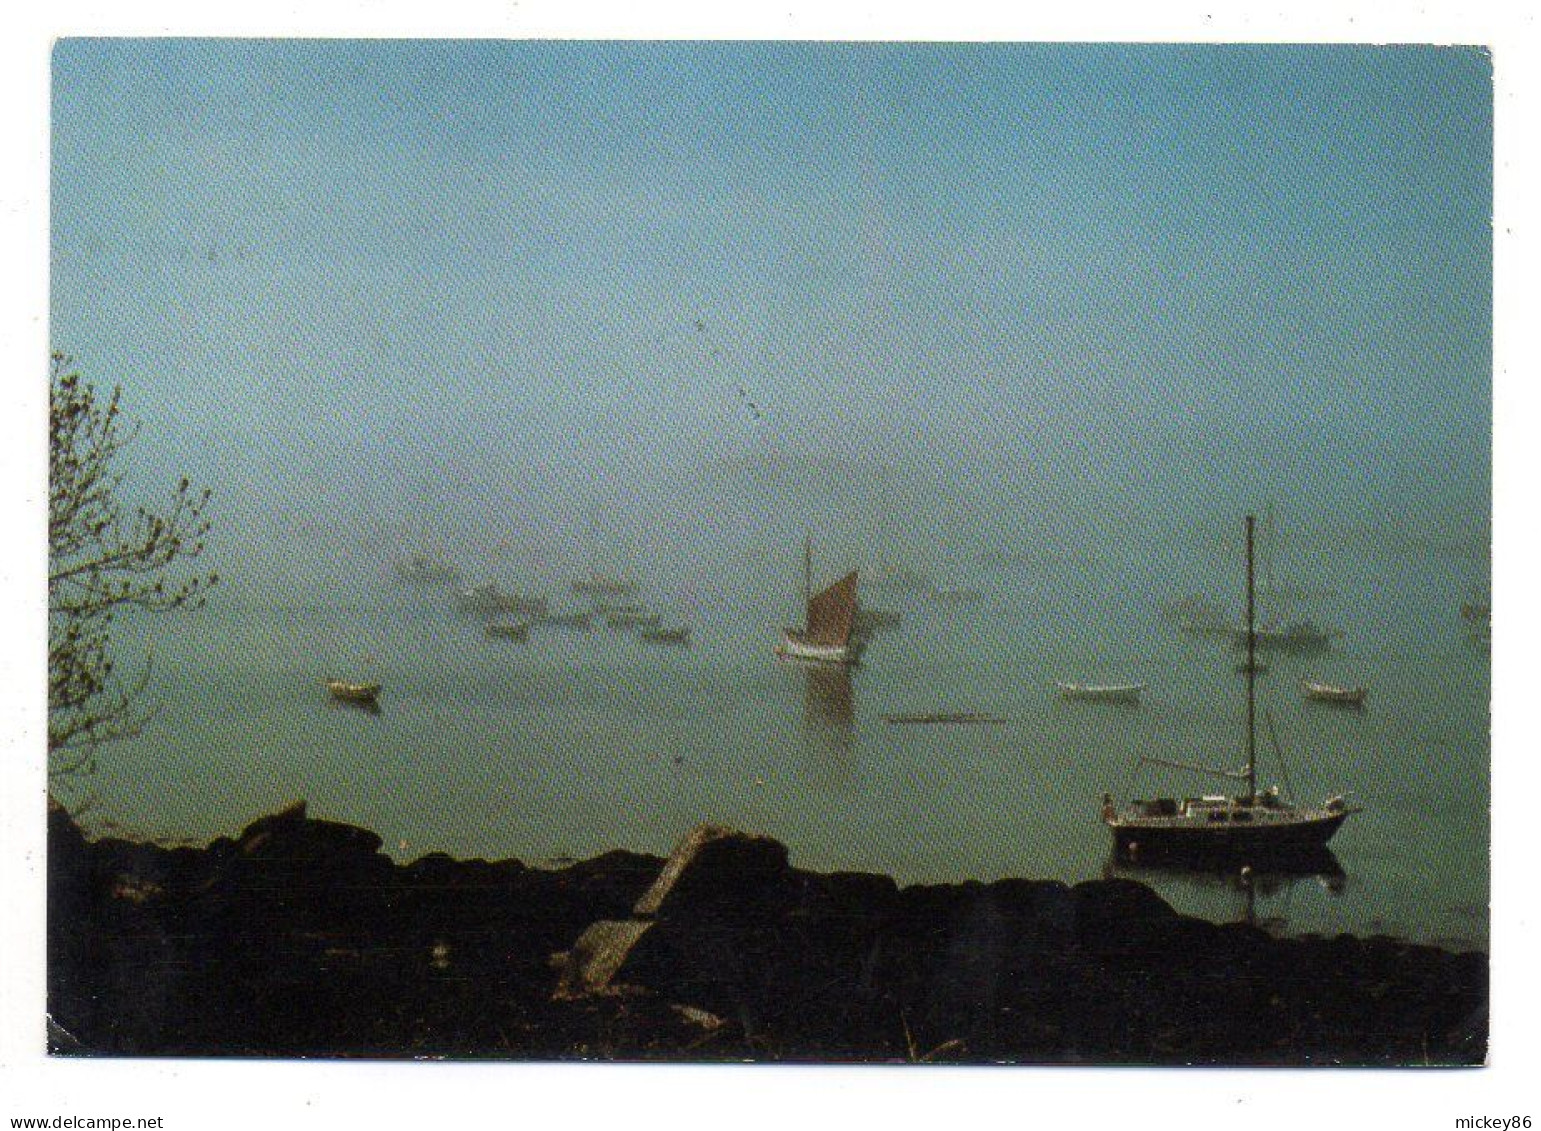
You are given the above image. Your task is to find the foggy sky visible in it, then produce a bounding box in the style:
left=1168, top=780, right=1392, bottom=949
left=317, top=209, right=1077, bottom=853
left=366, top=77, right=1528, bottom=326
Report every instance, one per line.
left=50, top=41, right=1491, bottom=597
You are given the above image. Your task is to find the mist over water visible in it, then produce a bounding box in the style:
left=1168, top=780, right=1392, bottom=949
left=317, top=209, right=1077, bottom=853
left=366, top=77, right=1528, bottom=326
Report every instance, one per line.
left=51, top=41, right=1490, bottom=947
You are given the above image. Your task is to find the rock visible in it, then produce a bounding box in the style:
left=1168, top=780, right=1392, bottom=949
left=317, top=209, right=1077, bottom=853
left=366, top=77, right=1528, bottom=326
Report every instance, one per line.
left=632, top=824, right=792, bottom=923
left=44, top=805, right=1489, bottom=1064
left=551, top=919, right=656, bottom=999
left=236, top=808, right=383, bottom=860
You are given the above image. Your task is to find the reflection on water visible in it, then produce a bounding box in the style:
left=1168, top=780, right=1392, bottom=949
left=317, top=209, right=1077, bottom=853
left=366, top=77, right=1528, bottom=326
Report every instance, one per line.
left=801, top=663, right=857, bottom=767
left=325, top=697, right=382, bottom=718
left=1105, top=851, right=1347, bottom=933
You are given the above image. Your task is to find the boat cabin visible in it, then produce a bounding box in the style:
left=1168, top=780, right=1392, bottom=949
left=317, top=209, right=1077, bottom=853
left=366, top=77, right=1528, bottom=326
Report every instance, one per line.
left=1131, top=787, right=1290, bottom=821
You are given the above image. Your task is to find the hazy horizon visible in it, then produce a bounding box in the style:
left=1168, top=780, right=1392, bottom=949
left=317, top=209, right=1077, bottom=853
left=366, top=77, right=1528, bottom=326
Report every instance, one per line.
left=51, top=41, right=1490, bottom=602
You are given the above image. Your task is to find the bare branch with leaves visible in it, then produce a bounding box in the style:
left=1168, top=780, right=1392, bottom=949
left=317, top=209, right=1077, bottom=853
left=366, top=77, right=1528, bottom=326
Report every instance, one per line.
left=48, top=352, right=217, bottom=776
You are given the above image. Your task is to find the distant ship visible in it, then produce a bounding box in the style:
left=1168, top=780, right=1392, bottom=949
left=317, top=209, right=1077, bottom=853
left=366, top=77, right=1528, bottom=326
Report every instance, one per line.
left=640, top=624, right=692, bottom=646
left=852, top=606, right=902, bottom=637
left=605, top=609, right=662, bottom=629
left=1163, top=596, right=1231, bottom=636
left=537, top=610, right=594, bottom=630
left=455, top=583, right=549, bottom=618
left=865, top=553, right=933, bottom=596
left=932, top=586, right=984, bottom=605
left=776, top=537, right=864, bottom=666
left=572, top=573, right=639, bottom=597
left=392, top=553, right=461, bottom=588
left=1226, top=620, right=1340, bottom=653
left=1102, top=515, right=1360, bottom=864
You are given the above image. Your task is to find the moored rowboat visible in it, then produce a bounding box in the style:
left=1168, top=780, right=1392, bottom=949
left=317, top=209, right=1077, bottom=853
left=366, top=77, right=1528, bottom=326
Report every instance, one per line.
left=325, top=679, right=381, bottom=704
left=1301, top=680, right=1367, bottom=706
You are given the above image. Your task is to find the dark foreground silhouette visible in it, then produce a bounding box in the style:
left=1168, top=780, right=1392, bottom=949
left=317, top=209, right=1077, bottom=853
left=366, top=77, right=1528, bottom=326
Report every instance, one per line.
left=47, top=801, right=1486, bottom=1064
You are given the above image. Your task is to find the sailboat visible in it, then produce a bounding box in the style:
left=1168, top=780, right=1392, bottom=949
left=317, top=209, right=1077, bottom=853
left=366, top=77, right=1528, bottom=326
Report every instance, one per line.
left=1101, top=515, right=1360, bottom=864
left=775, top=537, right=865, bottom=666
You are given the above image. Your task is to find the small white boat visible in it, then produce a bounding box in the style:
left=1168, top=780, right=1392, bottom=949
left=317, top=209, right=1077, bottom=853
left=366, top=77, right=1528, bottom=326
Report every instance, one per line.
left=325, top=679, right=381, bottom=704
left=1301, top=680, right=1367, bottom=706
left=1057, top=682, right=1144, bottom=704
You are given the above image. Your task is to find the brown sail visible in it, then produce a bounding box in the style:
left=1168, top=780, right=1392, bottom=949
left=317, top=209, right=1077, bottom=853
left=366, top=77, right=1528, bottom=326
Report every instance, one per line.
left=805, top=570, right=858, bottom=647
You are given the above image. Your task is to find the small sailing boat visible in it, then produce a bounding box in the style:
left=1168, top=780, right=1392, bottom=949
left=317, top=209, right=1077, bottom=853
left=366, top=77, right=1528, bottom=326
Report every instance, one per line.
left=1057, top=682, right=1144, bottom=704
left=1102, top=515, right=1360, bottom=864
left=1301, top=680, right=1367, bottom=706
left=776, top=537, right=864, bottom=666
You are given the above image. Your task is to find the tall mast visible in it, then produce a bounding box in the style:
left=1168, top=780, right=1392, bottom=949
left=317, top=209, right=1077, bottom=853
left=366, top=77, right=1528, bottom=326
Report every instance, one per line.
left=1246, top=514, right=1257, bottom=802
left=803, top=534, right=813, bottom=614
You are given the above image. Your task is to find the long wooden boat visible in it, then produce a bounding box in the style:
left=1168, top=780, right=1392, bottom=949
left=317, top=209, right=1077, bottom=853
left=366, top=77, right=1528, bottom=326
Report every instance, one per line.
left=325, top=679, right=381, bottom=704
left=882, top=711, right=1007, bottom=725
left=1058, top=682, right=1144, bottom=704
left=640, top=625, right=692, bottom=646
left=1301, top=680, right=1367, bottom=706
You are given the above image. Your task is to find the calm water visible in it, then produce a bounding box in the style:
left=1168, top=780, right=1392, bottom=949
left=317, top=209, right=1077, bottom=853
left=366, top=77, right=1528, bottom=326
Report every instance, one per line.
left=77, top=519, right=1490, bottom=951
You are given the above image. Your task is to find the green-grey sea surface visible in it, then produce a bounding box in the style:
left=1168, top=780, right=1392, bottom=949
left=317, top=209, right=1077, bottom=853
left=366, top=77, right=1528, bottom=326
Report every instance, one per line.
left=76, top=518, right=1490, bottom=952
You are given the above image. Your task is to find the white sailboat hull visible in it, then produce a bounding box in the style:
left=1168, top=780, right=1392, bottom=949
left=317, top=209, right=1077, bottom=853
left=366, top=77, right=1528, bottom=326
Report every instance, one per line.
left=776, top=631, right=862, bottom=665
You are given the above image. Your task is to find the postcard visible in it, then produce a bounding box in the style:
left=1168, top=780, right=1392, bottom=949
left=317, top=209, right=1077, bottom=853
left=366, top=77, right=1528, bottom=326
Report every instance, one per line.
left=45, top=38, right=1489, bottom=1067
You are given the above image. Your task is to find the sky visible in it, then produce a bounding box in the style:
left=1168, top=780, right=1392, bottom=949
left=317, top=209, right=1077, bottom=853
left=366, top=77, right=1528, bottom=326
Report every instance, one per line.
left=50, top=40, right=1492, bottom=594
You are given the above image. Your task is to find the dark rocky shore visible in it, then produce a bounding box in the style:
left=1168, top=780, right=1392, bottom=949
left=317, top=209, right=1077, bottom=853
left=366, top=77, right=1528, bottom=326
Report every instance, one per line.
left=47, top=801, right=1486, bottom=1064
